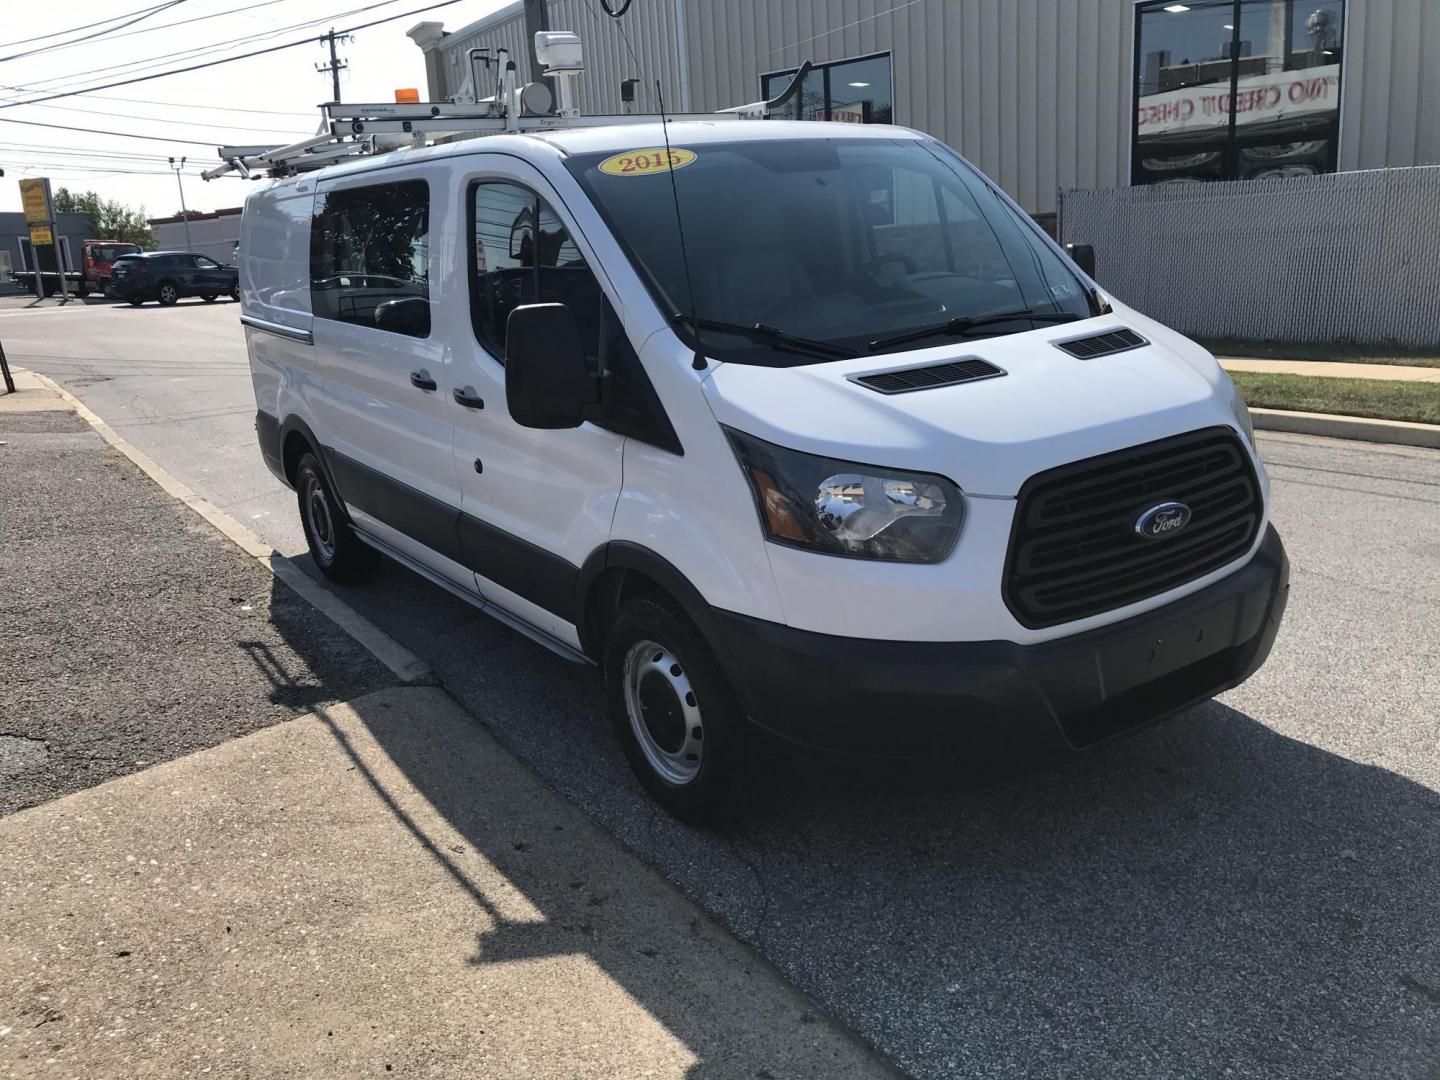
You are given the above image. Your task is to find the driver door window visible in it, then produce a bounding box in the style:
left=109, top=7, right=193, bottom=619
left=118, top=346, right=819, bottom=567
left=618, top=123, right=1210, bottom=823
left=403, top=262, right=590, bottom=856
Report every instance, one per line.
left=470, top=180, right=604, bottom=363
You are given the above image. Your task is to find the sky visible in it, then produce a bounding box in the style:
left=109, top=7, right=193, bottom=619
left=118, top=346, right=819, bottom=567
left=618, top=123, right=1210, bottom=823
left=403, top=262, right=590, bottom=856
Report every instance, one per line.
left=0, top=0, right=510, bottom=218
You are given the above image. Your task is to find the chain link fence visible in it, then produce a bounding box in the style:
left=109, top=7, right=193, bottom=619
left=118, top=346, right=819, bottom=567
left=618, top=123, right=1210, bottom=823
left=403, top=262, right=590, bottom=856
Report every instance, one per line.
left=1058, top=166, right=1440, bottom=350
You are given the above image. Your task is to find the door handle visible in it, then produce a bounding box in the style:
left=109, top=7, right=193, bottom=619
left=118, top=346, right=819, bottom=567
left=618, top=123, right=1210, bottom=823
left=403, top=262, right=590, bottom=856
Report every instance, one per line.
left=410, top=370, right=437, bottom=392
left=452, top=386, right=485, bottom=409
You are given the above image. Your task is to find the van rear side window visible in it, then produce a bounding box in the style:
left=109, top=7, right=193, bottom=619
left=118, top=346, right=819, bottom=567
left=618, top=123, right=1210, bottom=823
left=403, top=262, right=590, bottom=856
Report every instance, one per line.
left=310, top=179, right=430, bottom=337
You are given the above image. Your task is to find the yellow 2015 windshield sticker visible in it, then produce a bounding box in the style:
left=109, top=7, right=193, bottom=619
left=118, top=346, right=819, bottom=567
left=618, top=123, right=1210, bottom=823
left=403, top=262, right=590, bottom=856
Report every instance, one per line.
left=598, top=148, right=697, bottom=176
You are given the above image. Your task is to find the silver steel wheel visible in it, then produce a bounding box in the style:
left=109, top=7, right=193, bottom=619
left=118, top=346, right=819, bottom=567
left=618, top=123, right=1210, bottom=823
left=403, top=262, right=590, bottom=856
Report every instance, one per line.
left=623, top=639, right=703, bottom=786
left=303, top=472, right=337, bottom=563
left=159, top=283, right=177, bottom=304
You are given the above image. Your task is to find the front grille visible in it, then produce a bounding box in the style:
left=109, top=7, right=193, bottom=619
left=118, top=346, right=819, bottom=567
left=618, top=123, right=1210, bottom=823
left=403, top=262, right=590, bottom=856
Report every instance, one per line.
left=1054, top=327, right=1147, bottom=359
left=1004, top=428, right=1260, bottom=628
left=851, top=357, right=1004, bottom=394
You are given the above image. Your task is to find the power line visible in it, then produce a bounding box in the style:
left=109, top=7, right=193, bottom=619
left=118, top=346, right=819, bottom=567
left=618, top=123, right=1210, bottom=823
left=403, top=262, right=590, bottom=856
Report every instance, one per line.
left=16, top=0, right=415, bottom=95
left=3, top=1, right=177, bottom=49
left=0, top=87, right=315, bottom=117
left=17, top=100, right=313, bottom=136
left=0, top=0, right=469, bottom=109
left=44, top=0, right=294, bottom=50
left=0, top=142, right=184, bottom=162
left=0, top=115, right=218, bottom=145
left=0, top=1, right=190, bottom=64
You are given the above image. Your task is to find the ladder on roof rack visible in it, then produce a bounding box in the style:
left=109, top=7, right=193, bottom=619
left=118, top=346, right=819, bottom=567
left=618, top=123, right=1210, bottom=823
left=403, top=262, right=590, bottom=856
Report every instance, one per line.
left=200, top=36, right=811, bottom=180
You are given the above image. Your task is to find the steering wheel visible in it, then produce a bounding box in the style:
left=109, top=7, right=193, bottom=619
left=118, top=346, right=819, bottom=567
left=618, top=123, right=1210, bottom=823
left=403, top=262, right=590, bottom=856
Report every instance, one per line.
left=860, top=253, right=918, bottom=285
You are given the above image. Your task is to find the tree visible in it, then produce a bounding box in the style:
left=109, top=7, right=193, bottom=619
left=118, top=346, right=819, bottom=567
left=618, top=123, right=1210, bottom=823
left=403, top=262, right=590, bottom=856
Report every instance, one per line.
left=53, top=188, right=155, bottom=248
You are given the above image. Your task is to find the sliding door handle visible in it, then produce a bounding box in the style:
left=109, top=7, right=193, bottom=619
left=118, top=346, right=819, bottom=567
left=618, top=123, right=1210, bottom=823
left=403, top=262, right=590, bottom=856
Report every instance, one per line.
left=410, top=370, right=437, bottom=392
left=452, top=386, right=485, bottom=409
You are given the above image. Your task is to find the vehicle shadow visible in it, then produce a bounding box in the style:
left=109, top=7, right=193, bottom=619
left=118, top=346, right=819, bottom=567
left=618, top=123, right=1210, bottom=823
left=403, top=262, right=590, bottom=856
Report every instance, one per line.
left=260, top=568, right=898, bottom=1078
left=264, top=562, right=1440, bottom=1079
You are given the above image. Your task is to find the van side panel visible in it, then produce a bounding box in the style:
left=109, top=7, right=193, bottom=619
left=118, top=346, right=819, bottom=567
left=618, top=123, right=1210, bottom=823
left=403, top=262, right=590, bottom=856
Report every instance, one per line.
left=239, top=180, right=314, bottom=331
left=241, top=182, right=322, bottom=484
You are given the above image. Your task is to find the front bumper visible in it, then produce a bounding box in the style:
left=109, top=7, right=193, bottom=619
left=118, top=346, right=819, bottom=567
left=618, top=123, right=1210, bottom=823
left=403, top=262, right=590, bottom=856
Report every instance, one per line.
left=709, top=525, right=1289, bottom=766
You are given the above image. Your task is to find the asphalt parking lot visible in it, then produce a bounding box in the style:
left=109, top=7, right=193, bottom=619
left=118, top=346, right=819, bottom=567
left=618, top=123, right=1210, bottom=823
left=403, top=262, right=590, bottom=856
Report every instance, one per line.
left=3, top=299, right=1437, bottom=1078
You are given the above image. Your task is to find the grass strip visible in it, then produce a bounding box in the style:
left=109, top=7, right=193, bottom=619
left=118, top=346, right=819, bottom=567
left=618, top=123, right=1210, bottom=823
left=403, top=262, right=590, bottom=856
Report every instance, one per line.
left=1200, top=339, right=1440, bottom=369
left=1231, top=371, right=1440, bottom=426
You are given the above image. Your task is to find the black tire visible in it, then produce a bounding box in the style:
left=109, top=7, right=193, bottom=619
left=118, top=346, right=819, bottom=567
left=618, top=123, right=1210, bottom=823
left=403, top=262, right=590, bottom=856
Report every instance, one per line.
left=201, top=293, right=218, bottom=303
left=295, top=452, right=376, bottom=583
left=127, top=297, right=144, bottom=307
left=229, top=281, right=240, bottom=301
left=604, top=596, right=748, bottom=824
left=156, top=280, right=179, bottom=306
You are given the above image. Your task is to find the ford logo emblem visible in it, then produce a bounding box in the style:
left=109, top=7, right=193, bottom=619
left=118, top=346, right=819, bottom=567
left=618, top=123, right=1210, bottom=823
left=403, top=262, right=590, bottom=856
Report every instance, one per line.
left=1134, top=501, right=1192, bottom=540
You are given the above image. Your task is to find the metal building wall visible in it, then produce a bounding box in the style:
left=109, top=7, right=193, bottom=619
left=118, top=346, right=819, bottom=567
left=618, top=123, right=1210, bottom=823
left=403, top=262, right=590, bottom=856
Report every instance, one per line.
left=430, top=1, right=1436, bottom=215
left=679, top=0, right=1136, bottom=216
left=1338, top=0, right=1440, bottom=171
left=439, top=0, right=688, bottom=116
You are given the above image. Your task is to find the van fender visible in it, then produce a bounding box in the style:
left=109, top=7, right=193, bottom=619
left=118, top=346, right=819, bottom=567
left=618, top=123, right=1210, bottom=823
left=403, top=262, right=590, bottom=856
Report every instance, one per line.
left=275, top=413, right=350, bottom=520
left=572, top=541, right=756, bottom=712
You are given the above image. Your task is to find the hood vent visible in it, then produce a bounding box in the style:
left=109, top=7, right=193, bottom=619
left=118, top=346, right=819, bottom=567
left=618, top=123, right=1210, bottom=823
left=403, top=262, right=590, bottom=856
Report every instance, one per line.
left=1054, top=326, right=1148, bottom=359
left=851, top=357, right=1005, bottom=395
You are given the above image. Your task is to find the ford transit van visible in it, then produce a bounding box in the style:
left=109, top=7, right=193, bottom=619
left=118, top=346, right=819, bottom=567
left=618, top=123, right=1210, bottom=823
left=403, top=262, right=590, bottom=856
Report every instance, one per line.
left=238, top=117, right=1288, bottom=822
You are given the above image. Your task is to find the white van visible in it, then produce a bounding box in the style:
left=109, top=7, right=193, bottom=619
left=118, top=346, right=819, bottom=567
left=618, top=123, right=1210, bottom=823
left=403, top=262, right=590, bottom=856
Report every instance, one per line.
left=238, top=117, right=1288, bottom=821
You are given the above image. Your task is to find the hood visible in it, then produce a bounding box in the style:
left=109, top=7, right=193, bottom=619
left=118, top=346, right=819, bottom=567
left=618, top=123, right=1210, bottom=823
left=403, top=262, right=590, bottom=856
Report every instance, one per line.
left=701, top=308, right=1239, bottom=498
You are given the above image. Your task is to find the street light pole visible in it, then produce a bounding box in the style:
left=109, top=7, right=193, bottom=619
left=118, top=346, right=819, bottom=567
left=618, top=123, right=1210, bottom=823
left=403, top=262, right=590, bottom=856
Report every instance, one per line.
left=168, top=156, right=193, bottom=252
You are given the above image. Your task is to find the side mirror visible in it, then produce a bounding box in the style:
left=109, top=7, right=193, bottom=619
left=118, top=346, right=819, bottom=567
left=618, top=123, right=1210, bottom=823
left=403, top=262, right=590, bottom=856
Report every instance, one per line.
left=374, top=295, right=430, bottom=337
left=505, top=302, right=597, bottom=429
left=1064, top=242, right=1096, bottom=278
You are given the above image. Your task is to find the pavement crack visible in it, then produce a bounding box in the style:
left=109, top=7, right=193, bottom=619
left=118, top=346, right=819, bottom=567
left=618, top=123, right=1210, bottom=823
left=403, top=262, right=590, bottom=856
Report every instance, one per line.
left=726, top=831, right=773, bottom=948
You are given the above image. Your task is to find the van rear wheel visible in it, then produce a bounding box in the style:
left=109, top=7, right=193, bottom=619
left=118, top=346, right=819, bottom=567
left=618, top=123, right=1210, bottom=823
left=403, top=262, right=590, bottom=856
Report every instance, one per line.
left=295, top=452, right=376, bottom=582
left=604, top=596, right=747, bottom=824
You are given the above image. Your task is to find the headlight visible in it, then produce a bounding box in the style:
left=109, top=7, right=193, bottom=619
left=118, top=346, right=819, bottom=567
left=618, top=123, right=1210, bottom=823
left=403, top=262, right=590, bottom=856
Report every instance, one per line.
left=726, top=428, right=964, bottom=563
left=1229, top=376, right=1256, bottom=449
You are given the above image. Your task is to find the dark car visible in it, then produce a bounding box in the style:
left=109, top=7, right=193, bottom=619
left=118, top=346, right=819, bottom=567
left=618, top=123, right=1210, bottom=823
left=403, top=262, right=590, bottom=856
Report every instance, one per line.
left=109, top=251, right=239, bottom=306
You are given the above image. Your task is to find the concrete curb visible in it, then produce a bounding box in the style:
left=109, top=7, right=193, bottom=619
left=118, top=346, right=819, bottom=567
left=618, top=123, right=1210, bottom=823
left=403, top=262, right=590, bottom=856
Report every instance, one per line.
left=23, top=369, right=433, bottom=685
left=1250, top=406, right=1440, bottom=449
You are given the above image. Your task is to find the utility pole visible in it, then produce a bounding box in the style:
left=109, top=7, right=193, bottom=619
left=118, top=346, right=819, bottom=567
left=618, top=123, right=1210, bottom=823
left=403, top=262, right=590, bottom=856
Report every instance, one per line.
left=522, top=0, right=555, bottom=101
left=168, top=157, right=193, bottom=252
left=317, top=28, right=352, bottom=102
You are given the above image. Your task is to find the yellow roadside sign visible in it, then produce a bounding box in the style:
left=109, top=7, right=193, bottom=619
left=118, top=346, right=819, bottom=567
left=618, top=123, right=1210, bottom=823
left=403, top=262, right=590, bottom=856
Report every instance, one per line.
left=19, top=178, right=50, bottom=225
left=29, top=225, right=53, bottom=246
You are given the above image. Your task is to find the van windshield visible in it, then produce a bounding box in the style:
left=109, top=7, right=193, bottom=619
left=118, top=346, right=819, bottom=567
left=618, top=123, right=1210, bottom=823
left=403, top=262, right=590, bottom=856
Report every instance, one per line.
left=565, top=136, right=1098, bottom=365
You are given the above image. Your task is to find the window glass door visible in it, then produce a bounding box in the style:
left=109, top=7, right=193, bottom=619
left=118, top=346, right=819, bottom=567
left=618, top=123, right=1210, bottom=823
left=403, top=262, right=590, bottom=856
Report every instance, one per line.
left=1134, top=0, right=1345, bottom=185
left=763, top=52, right=892, bottom=124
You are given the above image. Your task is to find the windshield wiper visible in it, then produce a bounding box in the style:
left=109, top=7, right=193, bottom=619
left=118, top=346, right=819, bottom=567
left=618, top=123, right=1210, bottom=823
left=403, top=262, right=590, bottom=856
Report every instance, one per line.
left=673, top=314, right=857, bottom=360
left=866, top=309, right=1084, bottom=353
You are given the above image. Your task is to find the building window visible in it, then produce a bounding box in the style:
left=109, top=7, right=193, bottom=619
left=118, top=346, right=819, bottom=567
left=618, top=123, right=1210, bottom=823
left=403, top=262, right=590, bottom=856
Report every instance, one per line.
left=310, top=178, right=430, bottom=336
left=1133, top=0, right=1344, bottom=185
left=762, top=52, right=893, bottom=124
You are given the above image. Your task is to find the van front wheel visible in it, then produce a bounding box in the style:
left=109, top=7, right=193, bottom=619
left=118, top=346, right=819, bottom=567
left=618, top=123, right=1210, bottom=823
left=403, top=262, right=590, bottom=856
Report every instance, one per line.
left=295, top=452, right=376, bottom=582
left=605, top=596, right=747, bottom=824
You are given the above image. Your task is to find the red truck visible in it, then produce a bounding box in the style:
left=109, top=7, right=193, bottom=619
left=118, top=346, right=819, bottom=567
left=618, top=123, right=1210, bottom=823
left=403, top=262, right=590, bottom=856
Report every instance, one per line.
left=84, top=240, right=141, bottom=295
left=13, top=239, right=142, bottom=297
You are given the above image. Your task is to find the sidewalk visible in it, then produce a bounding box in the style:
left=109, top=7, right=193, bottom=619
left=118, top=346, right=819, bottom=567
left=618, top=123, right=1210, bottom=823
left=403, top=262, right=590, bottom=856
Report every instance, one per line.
left=0, top=374, right=894, bottom=1078
left=1219, top=357, right=1440, bottom=382
left=0, top=372, right=392, bottom=813
left=0, top=689, right=893, bottom=1078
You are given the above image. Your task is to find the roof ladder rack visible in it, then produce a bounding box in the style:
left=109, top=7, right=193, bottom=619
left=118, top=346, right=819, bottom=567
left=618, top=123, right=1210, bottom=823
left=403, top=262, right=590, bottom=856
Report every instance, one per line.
left=200, top=34, right=811, bottom=181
